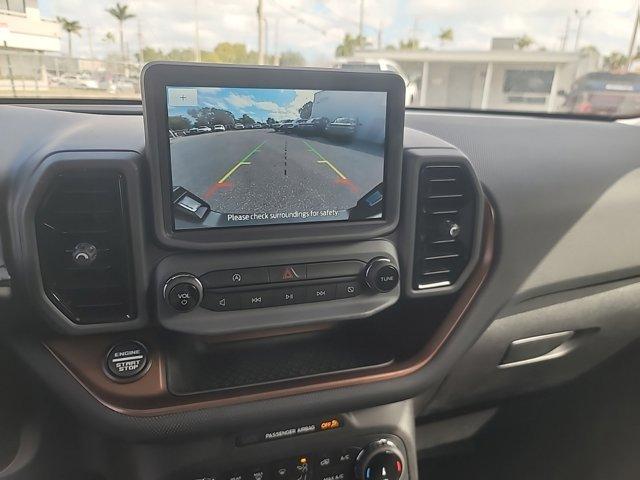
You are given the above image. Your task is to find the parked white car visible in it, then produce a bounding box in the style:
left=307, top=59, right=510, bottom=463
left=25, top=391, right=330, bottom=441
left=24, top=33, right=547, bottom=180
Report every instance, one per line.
left=334, top=58, right=419, bottom=106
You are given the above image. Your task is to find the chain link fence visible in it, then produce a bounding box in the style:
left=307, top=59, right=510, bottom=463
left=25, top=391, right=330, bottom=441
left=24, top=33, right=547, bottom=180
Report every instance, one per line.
left=0, top=50, right=141, bottom=98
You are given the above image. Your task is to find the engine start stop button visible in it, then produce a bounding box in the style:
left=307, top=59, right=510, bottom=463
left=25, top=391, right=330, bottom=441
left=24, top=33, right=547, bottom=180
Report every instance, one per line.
left=105, top=340, right=149, bottom=380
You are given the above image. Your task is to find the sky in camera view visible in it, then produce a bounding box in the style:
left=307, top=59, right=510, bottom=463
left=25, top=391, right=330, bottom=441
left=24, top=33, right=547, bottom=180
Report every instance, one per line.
left=41, top=0, right=638, bottom=62
left=167, top=87, right=316, bottom=122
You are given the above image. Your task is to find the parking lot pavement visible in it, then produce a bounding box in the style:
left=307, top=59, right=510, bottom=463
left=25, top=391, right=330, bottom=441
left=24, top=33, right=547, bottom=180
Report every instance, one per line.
left=170, top=129, right=384, bottom=218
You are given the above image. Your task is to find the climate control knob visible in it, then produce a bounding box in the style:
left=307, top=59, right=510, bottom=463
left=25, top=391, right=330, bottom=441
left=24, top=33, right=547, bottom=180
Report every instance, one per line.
left=355, top=439, right=405, bottom=480
left=163, top=273, right=203, bottom=312
left=364, top=257, right=399, bottom=293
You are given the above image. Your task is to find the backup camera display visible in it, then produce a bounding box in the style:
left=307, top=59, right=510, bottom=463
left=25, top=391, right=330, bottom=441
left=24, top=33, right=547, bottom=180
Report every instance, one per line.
left=166, top=86, right=387, bottom=230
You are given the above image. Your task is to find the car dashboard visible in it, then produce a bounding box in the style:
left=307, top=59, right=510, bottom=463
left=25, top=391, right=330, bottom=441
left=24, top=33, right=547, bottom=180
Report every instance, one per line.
left=1, top=66, right=640, bottom=480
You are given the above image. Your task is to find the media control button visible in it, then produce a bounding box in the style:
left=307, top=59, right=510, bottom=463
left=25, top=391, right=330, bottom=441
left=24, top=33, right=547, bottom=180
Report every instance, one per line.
left=269, top=264, right=307, bottom=283
left=240, top=290, right=273, bottom=309
left=201, top=268, right=269, bottom=288
left=306, top=284, right=337, bottom=302
left=273, top=287, right=306, bottom=306
left=168, top=283, right=200, bottom=312
left=201, top=291, right=241, bottom=311
left=307, top=261, right=365, bottom=280
left=336, top=281, right=361, bottom=299
left=105, top=340, right=149, bottom=380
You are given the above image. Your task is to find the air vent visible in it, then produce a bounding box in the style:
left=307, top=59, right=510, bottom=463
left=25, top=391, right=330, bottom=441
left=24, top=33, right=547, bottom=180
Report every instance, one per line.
left=413, top=164, right=477, bottom=290
left=35, top=172, right=137, bottom=324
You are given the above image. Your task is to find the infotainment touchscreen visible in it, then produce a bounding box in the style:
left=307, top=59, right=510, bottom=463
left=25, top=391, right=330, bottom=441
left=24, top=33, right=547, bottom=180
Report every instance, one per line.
left=166, top=86, right=387, bottom=230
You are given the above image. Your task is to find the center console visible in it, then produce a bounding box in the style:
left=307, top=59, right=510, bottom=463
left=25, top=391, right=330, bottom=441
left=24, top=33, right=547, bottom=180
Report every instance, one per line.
left=2, top=62, right=491, bottom=480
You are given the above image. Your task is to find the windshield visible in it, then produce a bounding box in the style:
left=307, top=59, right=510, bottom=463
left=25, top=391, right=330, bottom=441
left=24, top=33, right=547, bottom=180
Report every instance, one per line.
left=1, top=1, right=639, bottom=117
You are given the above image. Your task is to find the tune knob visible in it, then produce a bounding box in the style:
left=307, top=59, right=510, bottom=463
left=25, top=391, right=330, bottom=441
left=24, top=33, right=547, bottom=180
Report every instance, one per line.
left=355, top=439, right=405, bottom=480
left=163, top=273, right=203, bottom=312
left=364, top=257, right=399, bottom=293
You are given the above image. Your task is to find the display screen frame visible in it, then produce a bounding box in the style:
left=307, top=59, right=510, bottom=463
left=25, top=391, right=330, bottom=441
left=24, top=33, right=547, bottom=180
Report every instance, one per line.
left=142, top=62, right=405, bottom=250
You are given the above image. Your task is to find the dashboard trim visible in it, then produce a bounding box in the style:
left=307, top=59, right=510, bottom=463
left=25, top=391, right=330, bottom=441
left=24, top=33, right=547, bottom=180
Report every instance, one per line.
left=43, top=201, right=494, bottom=417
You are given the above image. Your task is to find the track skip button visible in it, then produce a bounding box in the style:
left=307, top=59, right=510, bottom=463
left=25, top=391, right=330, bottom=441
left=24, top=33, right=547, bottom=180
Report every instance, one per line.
left=240, top=290, right=273, bottom=309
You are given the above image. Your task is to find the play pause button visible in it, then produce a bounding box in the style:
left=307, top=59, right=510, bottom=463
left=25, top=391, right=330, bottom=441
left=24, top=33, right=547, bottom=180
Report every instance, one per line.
left=274, top=287, right=305, bottom=306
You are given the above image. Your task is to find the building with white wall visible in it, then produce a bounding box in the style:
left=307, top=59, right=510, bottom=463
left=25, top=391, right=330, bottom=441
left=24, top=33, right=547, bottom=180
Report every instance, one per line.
left=1, top=0, right=60, bottom=90
left=350, top=38, right=600, bottom=113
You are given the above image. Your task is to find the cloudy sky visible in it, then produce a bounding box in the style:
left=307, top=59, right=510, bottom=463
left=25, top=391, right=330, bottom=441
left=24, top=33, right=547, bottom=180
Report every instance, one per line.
left=167, top=87, right=315, bottom=121
left=41, top=0, right=638, bottom=62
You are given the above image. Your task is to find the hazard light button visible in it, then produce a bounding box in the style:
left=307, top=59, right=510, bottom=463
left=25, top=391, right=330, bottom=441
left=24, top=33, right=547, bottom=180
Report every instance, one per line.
left=268, top=264, right=307, bottom=283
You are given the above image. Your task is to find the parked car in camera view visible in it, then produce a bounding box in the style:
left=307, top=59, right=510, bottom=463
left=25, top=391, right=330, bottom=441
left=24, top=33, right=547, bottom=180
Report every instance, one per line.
left=297, top=117, right=329, bottom=135
left=234, top=123, right=245, bottom=129
left=213, top=124, right=225, bottom=132
left=325, top=117, right=358, bottom=140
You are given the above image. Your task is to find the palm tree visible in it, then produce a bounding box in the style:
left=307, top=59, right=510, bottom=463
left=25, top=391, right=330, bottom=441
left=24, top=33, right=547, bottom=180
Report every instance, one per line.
left=57, top=17, right=82, bottom=57
left=335, top=34, right=370, bottom=57
left=102, top=32, right=116, bottom=45
left=516, top=35, right=535, bottom=50
left=438, top=28, right=454, bottom=47
left=106, top=3, right=135, bottom=61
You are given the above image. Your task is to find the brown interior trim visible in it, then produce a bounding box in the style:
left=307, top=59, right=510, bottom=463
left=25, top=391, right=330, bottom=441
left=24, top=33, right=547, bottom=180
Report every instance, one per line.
left=45, top=201, right=495, bottom=417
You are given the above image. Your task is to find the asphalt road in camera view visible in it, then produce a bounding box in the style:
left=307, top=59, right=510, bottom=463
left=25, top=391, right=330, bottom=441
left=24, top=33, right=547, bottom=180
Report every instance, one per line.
left=170, top=128, right=384, bottom=227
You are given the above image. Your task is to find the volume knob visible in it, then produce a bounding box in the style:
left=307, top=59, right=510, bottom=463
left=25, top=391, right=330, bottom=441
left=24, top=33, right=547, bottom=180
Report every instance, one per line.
left=364, top=257, right=399, bottom=293
left=163, top=273, right=203, bottom=312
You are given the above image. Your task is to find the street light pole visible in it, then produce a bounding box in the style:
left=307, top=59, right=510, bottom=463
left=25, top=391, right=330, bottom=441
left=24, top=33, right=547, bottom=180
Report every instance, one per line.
left=574, top=9, right=591, bottom=51
left=627, top=5, right=640, bottom=71
left=257, top=0, right=265, bottom=65
left=194, top=0, right=201, bottom=62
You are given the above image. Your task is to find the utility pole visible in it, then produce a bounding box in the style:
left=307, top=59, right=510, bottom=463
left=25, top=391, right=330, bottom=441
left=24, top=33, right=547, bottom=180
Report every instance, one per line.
left=264, top=17, right=269, bottom=64
left=377, top=20, right=383, bottom=50
left=274, top=18, right=280, bottom=65
left=574, top=9, right=591, bottom=51
left=87, top=27, right=95, bottom=59
left=137, top=19, right=144, bottom=65
left=560, top=15, right=570, bottom=51
left=627, top=5, right=640, bottom=71
left=358, top=0, right=364, bottom=38
left=194, top=0, right=201, bottom=62
left=257, top=0, right=265, bottom=65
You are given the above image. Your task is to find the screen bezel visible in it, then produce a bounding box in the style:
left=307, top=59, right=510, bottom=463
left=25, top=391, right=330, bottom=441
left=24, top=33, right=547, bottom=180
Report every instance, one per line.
left=142, top=61, right=405, bottom=250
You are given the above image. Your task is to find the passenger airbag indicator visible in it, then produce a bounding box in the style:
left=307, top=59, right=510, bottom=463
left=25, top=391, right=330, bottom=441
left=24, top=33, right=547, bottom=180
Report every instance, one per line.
left=236, top=417, right=343, bottom=446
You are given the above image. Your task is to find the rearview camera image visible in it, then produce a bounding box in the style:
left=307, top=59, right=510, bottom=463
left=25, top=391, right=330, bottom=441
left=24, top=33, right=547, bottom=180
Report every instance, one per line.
left=166, top=86, right=387, bottom=229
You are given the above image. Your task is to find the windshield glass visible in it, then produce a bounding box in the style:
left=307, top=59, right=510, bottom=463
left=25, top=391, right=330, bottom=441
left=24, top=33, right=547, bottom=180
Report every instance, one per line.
left=1, top=1, right=639, bottom=117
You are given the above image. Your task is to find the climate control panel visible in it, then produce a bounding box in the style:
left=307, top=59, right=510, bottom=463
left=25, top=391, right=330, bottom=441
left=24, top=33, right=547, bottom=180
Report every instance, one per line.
left=184, top=437, right=407, bottom=480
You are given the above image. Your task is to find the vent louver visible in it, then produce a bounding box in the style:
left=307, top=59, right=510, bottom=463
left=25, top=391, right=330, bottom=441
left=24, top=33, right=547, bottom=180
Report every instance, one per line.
left=35, top=172, right=137, bottom=324
left=413, top=164, right=477, bottom=290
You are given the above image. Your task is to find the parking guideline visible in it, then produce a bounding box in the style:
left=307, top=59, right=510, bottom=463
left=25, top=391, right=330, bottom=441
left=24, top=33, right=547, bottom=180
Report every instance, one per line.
left=303, top=140, right=347, bottom=180
left=218, top=140, right=265, bottom=184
